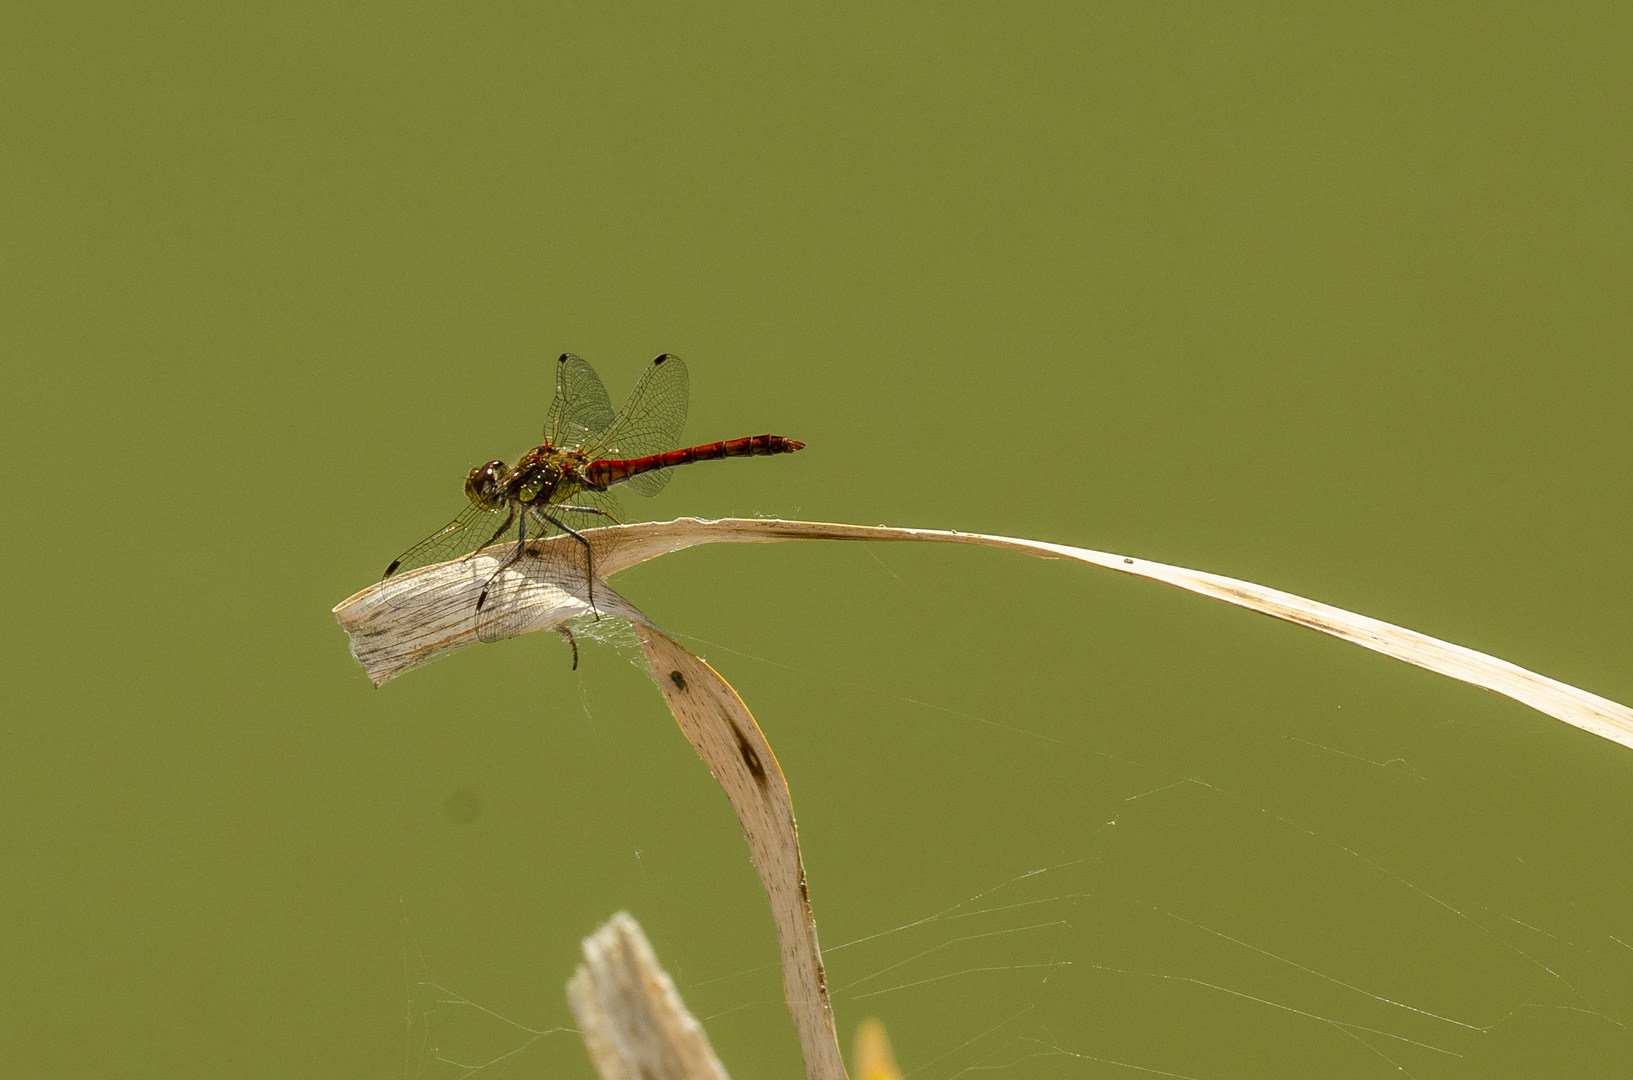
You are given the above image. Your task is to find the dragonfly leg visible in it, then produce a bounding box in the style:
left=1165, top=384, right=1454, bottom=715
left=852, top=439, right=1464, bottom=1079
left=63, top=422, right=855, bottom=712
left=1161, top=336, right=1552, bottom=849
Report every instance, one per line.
left=537, top=510, right=601, bottom=618
left=555, top=504, right=623, bottom=525
left=476, top=513, right=528, bottom=613
left=451, top=506, right=515, bottom=583
left=477, top=509, right=518, bottom=553
left=557, top=624, right=579, bottom=670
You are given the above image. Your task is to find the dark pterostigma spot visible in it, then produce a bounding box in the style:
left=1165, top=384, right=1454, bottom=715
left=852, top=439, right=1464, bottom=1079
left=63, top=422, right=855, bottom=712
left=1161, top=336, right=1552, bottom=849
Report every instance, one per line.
left=728, top=716, right=769, bottom=789
left=669, top=670, right=686, bottom=691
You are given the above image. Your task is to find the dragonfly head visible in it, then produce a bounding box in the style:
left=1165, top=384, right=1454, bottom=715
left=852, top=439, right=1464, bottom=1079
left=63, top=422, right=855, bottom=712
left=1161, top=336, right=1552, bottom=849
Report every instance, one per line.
left=464, top=460, right=508, bottom=511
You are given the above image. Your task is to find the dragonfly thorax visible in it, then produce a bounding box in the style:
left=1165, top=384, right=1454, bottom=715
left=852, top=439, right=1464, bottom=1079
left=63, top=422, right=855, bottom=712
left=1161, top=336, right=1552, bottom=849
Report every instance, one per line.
left=462, top=445, right=598, bottom=511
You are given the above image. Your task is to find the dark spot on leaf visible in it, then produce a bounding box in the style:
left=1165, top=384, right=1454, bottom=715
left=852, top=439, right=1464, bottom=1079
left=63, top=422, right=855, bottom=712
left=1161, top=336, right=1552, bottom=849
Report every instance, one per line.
left=728, top=717, right=768, bottom=789
left=1124, top=558, right=1134, bottom=564
left=669, top=670, right=686, bottom=691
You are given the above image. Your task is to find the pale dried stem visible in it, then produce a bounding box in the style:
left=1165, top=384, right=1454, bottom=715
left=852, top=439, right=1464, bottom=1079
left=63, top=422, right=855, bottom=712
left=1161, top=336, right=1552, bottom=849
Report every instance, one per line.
left=567, top=912, right=731, bottom=1080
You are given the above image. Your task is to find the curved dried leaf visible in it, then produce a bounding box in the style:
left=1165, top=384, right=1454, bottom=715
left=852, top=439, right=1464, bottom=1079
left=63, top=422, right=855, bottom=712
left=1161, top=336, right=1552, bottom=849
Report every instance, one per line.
left=334, top=517, right=1633, bottom=753
left=632, top=623, right=845, bottom=1080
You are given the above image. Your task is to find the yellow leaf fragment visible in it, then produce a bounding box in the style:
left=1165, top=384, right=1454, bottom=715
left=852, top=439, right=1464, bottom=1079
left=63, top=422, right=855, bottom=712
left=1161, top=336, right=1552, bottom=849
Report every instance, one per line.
left=853, top=1019, right=904, bottom=1080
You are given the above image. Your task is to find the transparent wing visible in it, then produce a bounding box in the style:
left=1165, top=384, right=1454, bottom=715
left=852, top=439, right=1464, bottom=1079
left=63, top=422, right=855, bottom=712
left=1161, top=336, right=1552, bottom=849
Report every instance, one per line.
left=382, top=503, right=516, bottom=579
left=544, top=353, right=616, bottom=449
left=582, top=353, right=690, bottom=497
left=476, top=492, right=625, bottom=642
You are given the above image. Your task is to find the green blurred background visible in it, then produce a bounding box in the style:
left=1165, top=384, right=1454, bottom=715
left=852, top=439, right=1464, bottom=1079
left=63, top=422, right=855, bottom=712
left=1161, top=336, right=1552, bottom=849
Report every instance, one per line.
left=3, top=4, right=1631, bottom=1077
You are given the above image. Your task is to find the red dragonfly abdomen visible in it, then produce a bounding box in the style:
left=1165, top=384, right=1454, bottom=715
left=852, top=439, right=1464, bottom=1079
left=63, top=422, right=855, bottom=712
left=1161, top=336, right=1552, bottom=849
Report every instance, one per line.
left=586, top=434, right=805, bottom=488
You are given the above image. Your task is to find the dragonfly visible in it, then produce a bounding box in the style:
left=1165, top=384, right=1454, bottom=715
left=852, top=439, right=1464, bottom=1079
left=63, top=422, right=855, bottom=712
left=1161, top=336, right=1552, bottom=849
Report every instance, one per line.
left=383, top=352, right=804, bottom=647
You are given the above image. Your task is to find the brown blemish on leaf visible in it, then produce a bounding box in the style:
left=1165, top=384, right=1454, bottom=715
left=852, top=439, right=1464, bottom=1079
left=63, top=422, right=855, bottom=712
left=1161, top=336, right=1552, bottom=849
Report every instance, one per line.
left=728, top=715, right=769, bottom=789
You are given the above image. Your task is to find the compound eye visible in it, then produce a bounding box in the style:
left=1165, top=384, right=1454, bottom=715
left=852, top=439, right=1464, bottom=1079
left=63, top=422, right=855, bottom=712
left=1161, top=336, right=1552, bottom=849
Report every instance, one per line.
left=465, top=460, right=507, bottom=505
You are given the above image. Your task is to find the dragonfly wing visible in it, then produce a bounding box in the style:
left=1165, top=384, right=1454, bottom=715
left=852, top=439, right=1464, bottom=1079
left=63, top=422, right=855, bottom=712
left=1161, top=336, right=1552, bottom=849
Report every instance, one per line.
left=544, top=353, right=616, bottom=449
left=474, top=494, right=624, bottom=643
left=585, top=353, right=690, bottom=497
left=382, top=503, right=515, bottom=579
left=619, top=463, right=675, bottom=497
